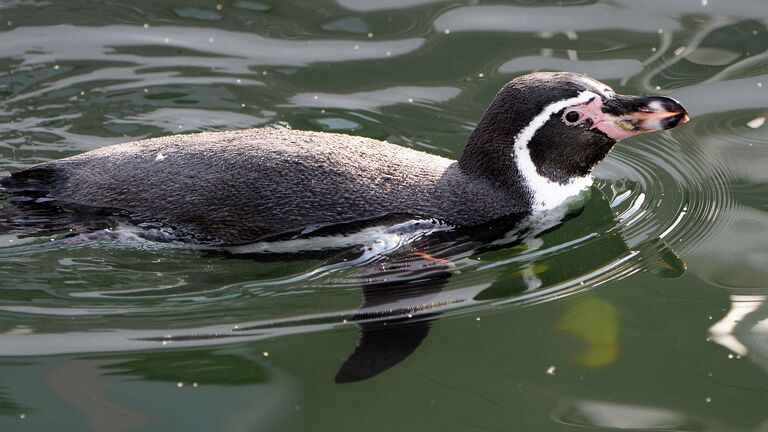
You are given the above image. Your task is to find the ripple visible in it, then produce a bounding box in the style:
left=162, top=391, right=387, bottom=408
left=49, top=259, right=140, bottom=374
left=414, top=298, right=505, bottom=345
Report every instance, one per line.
left=0, top=2, right=751, bottom=362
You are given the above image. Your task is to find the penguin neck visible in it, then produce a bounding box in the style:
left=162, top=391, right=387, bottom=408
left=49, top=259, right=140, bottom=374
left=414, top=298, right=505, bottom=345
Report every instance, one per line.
left=457, top=94, right=596, bottom=212
left=458, top=114, right=530, bottom=198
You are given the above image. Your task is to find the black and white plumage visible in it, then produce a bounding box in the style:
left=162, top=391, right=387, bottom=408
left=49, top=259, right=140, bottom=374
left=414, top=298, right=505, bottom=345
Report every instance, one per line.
left=0, top=72, right=688, bottom=244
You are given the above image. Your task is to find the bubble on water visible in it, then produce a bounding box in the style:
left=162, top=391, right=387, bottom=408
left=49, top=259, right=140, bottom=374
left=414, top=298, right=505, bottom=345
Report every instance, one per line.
left=546, top=365, right=556, bottom=375
left=176, top=382, right=183, bottom=388
left=705, top=396, right=711, bottom=402
left=19, top=413, right=26, bottom=419
left=747, top=117, right=765, bottom=129
left=192, top=382, right=199, bottom=387
left=262, top=351, right=269, bottom=357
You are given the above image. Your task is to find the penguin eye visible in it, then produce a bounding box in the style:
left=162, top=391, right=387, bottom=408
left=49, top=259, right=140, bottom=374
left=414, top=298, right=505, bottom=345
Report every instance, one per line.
left=563, top=109, right=583, bottom=125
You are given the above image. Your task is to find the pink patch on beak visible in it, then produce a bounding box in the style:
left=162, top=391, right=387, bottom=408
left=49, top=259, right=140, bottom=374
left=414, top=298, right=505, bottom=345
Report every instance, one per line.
left=570, top=98, right=637, bottom=141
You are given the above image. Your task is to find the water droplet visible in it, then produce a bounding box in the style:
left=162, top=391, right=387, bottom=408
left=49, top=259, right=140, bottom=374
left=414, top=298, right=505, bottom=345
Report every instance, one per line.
left=216, top=3, right=223, bottom=10
left=367, top=32, right=373, bottom=38
left=546, top=365, right=556, bottom=375
left=758, top=82, right=763, bottom=88
left=208, top=37, right=214, bottom=43
left=193, top=382, right=198, bottom=387
left=444, top=28, right=451, bottom=34
left=651, top=47, right=657, bottom=52
left=53, top=64, right=60, bottom=70
left=262, top=351, right=269, bottom=357
left=674, top=46, right=686, bottom=56
left=701, top=0, right=708, bottom=6
left=728, top=353, right=734, bottom=359
left=236, top=78, right=242, bottom=83
left=385, top=51, right=391, bottom=56
left=353, top=44, right=359, bottom=50
left=144, top=23, right=150, bottom=29
left=313, top=95, right=318, bottom=100
left=475, top=317, right=480, bottom=321
left=705, top=396, right=711, bottom=402
left=655, top=86, right=661, bottom=90
left=657, top=29, right=663, bottom=34
left=408, top=98, right=414, bottom=102
left=478, top=73, right=484, bottom=78
left=176, top=382, right=184, bottom=388
left=164, top=37, right=170, bottom=43
left=19, top=413, right=25, bottom=419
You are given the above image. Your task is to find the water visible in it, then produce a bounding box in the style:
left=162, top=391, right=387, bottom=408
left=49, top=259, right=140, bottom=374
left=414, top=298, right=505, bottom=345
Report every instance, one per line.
left=1, top=0, right=767, bottom=430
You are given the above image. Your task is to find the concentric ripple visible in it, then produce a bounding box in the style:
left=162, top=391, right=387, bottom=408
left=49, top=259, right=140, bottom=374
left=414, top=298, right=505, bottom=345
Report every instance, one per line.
left=0, top=0, right=753, bottom=359
left=0, top=116, right=737, bottom=356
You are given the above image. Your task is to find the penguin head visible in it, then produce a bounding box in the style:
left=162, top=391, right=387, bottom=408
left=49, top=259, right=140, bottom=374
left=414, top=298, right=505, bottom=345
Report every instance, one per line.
left=459, top=72, right=689, bottom=206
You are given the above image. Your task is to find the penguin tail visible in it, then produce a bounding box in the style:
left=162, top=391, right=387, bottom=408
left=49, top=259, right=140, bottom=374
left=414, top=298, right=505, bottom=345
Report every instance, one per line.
left=0, top=165, right=63, bottom=200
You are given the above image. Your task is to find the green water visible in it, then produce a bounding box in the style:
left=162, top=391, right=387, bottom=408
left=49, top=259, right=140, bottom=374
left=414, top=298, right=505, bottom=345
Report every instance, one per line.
left=1, top=0, right=767, bottom=430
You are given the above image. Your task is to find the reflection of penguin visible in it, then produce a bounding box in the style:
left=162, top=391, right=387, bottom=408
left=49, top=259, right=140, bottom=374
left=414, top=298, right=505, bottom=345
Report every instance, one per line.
left=330, top=186, right=685, bottom=383
left=1, top=73, right=687, bottom=243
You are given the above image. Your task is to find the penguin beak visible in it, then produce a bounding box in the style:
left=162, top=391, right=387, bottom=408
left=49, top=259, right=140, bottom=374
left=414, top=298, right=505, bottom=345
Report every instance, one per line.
left=597, top=95, right=689, bottom=140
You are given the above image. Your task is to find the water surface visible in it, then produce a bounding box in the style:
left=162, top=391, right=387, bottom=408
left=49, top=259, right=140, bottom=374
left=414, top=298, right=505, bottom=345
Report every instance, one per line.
left=1, top=0, right=767, bottom=431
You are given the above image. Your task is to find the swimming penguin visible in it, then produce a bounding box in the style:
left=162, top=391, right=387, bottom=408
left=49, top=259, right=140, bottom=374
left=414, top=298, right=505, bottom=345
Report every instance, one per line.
left=0, top=72, right=688, bottom=243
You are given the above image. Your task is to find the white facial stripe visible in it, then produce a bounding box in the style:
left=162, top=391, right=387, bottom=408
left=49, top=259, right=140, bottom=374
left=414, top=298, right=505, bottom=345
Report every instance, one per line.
left=571, top=76, right=613, bottom=98
left=513, top=91, right=598, bottom=211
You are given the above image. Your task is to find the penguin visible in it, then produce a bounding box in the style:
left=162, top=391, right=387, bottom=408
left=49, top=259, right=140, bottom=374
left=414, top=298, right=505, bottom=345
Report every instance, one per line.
left=0, top=72, right=688, bottom=244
